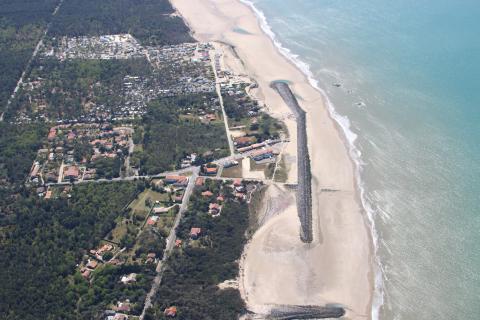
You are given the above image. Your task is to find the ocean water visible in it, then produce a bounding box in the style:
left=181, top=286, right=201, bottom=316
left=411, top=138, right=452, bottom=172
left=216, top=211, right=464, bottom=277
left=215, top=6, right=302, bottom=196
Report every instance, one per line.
left=241, top=0, right=480, bottom=319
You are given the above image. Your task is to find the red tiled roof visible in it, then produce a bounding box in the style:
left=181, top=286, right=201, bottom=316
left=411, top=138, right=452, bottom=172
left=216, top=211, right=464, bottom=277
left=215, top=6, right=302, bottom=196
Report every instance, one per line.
left=195, top=177, right=205, bottom=186
left=205, top=167, right=218, bottom=174
left=81, top=269, right=91, bottom=279
left=190, top=228, right=201, bottom=236
left=165, top=175, right=188, bottom=183
left=164, top=306, right=177, bottom=317
left=48, top=129, right=56, bottom=140
left=250, top=148, right=273, bottom=157
left=64, top=166, right=79, bottom=178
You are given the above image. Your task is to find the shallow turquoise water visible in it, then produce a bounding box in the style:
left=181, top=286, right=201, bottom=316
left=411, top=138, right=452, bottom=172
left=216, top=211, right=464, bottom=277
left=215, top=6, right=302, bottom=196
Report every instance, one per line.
left=244, top=0, right=480, bottom=318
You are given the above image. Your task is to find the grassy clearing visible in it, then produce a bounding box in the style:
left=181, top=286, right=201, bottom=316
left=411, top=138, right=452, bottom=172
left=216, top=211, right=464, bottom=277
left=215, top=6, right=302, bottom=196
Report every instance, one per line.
left=108, top=220, right=129, bottom=244
left=129, top=189, right=169, bottom=214
left=221, top=162, right=243, bottom=178
left=273, top=157, right=288, bottom=183
left=155, top=207, right=177, bottom=234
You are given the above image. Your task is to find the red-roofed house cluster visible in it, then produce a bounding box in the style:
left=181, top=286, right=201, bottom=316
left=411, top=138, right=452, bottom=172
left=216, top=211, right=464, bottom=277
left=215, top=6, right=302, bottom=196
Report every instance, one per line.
left=29, top=123, right=133, bottom=186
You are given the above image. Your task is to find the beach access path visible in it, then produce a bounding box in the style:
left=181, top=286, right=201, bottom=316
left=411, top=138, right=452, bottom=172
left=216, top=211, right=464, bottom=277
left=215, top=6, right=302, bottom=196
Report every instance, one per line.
left=169, top=0, right=375, bottom=318
left=210, top=48, right=236, bottom=156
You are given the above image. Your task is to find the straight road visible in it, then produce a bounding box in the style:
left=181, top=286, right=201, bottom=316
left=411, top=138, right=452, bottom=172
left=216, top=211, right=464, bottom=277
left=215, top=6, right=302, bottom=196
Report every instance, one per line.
left=139, top=167, right=199, bottom=319
left=43, top=142, right=287, bottom=188
left=0, top=0, right=65, bottom=122
left=210, top=49, right=235, bottom=156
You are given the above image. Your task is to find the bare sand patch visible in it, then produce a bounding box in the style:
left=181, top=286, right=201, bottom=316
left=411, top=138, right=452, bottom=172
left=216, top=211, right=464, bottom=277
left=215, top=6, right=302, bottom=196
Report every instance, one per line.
left=171, top=0, right=374, bottom=319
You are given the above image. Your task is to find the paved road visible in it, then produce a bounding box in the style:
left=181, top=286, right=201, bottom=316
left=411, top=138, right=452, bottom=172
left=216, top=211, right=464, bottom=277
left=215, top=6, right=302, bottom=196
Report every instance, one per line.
left=57, top=161, right=65, bottom=184
left=139, top=167, right=199, bottom=319
left=210, top=50, right=235, bottom=156
left=43, top=143, right=288, bottom=188
left=114, top=126, right=135, bottom=177
left=44, top=166, right=197, bottom=187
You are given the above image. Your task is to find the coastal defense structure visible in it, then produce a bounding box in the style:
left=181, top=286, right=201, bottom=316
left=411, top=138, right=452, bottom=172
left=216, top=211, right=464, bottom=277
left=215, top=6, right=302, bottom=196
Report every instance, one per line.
left=246, top=304, right=345, bottom=319
left=271, top=81, right=313, bottom=243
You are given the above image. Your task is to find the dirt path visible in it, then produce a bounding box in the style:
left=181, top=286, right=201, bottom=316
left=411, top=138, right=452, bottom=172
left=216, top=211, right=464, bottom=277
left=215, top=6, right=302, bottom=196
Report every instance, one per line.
left=0, top=0, right=65, bottom=121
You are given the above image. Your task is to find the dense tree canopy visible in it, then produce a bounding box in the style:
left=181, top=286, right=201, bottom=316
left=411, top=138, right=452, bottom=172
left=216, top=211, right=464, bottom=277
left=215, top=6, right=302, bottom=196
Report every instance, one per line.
left=0, top=182, right=141, bottom=319
left=137, top=95, right=229, bottom=174
left=146, top=184, right=250, bottom=319
left=7, top=57, right=152, bottom=120
left=0, top=122, right=47, bottom=184
left=0, top=1, right=253, bottom=319
left=0, top=0, right=61, bottom=112
left=50, top=0, right=194, bottom=45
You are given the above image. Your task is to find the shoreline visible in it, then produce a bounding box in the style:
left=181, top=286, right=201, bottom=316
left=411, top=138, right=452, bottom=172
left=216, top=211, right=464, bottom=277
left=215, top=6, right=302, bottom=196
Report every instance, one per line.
left=237, top=2, right=383, bottom=316
left=170, top=0, right=376, bottom=318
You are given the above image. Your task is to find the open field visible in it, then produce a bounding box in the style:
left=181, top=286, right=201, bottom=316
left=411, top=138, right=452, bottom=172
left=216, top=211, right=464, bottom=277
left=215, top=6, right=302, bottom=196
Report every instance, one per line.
left=129, top=189, right=170, bottom=215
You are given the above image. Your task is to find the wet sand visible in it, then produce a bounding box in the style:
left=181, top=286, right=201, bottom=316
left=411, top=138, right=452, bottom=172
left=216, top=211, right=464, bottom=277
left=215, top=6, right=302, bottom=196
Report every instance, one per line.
left=170, top=0, right=375, bottom=318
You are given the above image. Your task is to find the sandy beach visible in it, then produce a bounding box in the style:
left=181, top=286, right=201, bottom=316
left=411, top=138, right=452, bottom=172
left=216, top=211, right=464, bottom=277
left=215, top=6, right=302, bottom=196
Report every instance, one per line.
left=170, top=0, right=375, bottom=318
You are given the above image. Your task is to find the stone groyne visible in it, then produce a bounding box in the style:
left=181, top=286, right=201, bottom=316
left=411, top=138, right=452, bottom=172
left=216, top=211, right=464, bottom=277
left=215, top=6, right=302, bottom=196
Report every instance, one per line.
left=268, top=304, right=345, bottom=319
left=271, top=81, right=312, bottom=243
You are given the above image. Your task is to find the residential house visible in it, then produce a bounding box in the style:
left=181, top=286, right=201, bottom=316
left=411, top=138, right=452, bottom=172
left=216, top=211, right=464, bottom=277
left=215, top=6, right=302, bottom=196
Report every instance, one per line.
left=147, top=215, right=159, bottom=226
left=201, top=190, right=213, bottom=197
left=120, top=273, right=137, bottom=284
left=190, top=228, right=202, bottom=239
left=165, top=175, right=188, bottom=187
left=64, top=166, right=80, bottom=180
left=251, top=149, right=274, bottom=162
left=235, top=192, right=246, bottom=201
left=81, top=268, right=91, bottom=280
left=86, top=260, right=98, bottom=270
left=209, top=203, right=222, bottom=216
left=164, top=306, right=177, bottom=317
left=202, top=164, right=218, bottom=175
left=234, top=136, right=256, bottom=148
left=114, top=301, right=131, bottom=313
left=153, top=206, right=169, bottom=214
left=195, top=177, right=205, bottom=186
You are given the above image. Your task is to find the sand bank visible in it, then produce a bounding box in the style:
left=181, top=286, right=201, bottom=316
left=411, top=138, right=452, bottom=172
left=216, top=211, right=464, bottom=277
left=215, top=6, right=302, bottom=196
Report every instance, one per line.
left=170, top=0, right=374, bottom=318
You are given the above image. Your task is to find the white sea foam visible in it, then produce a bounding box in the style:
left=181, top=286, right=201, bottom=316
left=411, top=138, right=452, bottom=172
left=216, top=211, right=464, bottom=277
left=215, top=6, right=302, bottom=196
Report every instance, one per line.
left=239, top=0, right=385, bottom=318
